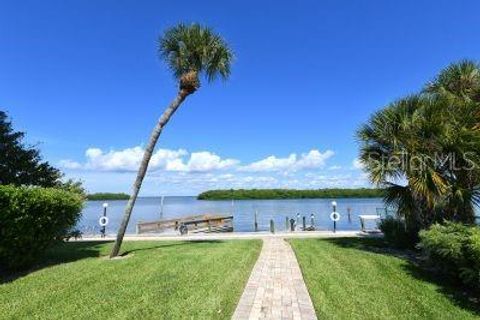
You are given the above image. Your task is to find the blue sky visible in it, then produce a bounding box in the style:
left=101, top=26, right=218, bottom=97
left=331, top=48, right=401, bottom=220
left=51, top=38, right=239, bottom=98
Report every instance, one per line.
left=2, top=0, right=480, bottom=195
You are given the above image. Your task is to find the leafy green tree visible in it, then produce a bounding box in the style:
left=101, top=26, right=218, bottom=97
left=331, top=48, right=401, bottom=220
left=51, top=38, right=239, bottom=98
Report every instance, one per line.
left=0, top=111, right=62, bottom=187
left=111, top=23, right=233, bottom=257
left=357, top=61, right=480, bottom=235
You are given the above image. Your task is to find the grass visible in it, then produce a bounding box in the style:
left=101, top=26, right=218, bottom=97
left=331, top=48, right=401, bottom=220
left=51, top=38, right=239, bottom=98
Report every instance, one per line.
left=0, top=240, right=261, bottom=320
left=290, top=238, right=480, bottom=320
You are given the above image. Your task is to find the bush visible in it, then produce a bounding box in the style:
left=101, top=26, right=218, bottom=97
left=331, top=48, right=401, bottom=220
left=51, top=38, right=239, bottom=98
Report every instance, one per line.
left=0, top=185, right=84, bottom=270
left=379, top=216, right=418, bottom=249
left=419, top=222, right=480, bottom=290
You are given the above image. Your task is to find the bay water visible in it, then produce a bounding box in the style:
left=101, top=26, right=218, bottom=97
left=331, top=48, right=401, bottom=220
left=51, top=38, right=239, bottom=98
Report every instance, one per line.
left=78, top=197, right=386, bottom=235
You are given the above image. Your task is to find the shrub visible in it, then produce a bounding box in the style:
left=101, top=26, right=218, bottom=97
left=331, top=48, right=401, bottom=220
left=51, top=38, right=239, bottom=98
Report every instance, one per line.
left=418, top=222, right=480, bottom=290
left=64, top=229, right=83, bottom=241
left=0, top=185, right=84, bottom=270
left=379, top=216, right=418, bottom=249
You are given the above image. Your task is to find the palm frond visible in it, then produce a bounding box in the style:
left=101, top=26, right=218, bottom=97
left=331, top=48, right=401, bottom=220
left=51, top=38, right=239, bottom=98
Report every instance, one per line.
left=158, top=23, right=234, bottom=83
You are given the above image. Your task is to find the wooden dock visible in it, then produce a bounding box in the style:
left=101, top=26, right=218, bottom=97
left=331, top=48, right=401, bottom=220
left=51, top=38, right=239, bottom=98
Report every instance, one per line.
left=136, top=214, right=234, bottom=235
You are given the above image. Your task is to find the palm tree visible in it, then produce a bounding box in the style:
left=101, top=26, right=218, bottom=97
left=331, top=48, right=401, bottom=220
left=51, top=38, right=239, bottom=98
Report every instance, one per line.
left=110, top=23, right=233, bottom=257
left=357, top=95, right=450, bottom=231
left=357, top=61, right=480, bottom=233
left=425, top=60, right=480, bottom=103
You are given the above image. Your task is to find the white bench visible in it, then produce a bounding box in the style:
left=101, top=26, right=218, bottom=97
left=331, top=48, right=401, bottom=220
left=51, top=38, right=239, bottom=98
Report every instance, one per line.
left=359, top=215, right=381, bottom=232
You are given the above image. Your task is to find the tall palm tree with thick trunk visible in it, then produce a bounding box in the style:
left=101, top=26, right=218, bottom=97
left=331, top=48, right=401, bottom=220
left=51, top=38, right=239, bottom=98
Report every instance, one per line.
left=110, top=23, right=233, bottom=257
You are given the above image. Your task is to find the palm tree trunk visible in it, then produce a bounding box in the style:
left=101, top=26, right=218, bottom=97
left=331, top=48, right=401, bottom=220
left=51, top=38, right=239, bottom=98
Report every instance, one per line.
left=110, top=89, right=189, bottom=258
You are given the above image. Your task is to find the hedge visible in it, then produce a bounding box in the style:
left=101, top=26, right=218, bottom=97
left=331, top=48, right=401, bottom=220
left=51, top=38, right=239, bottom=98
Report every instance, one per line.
left=0, top=185, right=84, bottom=270
left=418, top=222, right=480, bottom=290
left=379, top=216, right=418, bottom=249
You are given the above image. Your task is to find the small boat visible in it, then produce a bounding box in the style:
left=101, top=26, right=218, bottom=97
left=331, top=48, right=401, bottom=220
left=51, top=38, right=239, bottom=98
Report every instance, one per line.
left=136, top=214, right=234, bottom=235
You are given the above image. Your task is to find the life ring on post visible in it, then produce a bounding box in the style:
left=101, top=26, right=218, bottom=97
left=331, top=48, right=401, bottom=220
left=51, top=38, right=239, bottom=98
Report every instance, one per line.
left=330, top=212, right=340, bottom=222
left=99, top=216, right=109, bottom=227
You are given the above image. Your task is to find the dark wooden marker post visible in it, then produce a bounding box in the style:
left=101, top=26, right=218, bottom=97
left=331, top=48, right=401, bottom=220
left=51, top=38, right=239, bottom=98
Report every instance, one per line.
left=332, top=201, right=338, bottom=233
left=101, top=202, right=108, bottom=238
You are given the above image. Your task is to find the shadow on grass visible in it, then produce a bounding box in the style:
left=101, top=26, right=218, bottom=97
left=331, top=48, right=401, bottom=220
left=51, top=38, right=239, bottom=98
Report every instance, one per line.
left=321, top=237, right=480, bottom=315
left=119, top=239, right=223, bottom=256
left=0, top=241, right=111, bottom=284
left=1, top=239, right=226, bottom=284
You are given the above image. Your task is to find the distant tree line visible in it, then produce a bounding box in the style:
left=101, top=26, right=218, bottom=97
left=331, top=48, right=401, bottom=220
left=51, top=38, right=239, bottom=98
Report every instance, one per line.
left=87, top=192, right=130, bottom=201
left=197, top=188, right=385, bottom=200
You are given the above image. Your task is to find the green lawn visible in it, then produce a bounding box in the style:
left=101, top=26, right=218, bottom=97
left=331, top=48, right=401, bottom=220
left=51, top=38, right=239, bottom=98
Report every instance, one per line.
left=290, top=238, right=480, bottom=320
left=0, top=240, right=261, bottom=320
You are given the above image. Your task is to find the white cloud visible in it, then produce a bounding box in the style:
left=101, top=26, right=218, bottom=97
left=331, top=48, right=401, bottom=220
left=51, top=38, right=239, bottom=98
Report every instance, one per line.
left=241, top=153, right=297, bottom=172
left=240, top=149, right=334, bottom=172
left=151, top=149, right=189, bottom=169
left=166, top=151, right=239, bottom=172
left=296, top=150, right=334, bottom=169
left=59, top=159, right=82, bottom=169
left=63, top=164, right=372, bottom=196
left=60, top=146, right=236, bottom=173
left=84, top=147, right=141, bottom=171
left=352, top=158, right=365, bottom=170
left=59, top=147, right=348, bottom=194
left=81, top=146, right=187, bottom=172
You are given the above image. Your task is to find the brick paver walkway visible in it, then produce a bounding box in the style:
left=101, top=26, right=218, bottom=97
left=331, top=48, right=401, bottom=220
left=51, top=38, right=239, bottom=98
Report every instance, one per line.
left=232, top=238, right=317, bottom=320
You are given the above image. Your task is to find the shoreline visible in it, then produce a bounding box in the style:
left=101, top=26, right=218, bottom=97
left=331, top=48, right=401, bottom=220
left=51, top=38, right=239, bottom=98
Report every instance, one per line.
left=74, top=230, right=383, bottom=242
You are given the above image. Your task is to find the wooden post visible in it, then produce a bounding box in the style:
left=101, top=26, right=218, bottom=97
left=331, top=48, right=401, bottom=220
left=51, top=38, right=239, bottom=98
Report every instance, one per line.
left=302, top=216, right=306, bottom=231
left=270, top=219, right=275, bottom=233
left=254, top=210, right=258, bottom=232
left=347, top=207, right=352, bottom=223
left=285, top=216, right=289, bottom=231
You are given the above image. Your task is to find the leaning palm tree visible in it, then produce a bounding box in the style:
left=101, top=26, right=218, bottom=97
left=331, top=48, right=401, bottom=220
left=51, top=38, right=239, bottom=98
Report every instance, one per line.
left=110, top=23, right=233, bottom=257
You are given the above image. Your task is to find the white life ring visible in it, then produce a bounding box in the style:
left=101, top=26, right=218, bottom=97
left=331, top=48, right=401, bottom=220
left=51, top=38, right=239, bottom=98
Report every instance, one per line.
left=99, top=216, right=109, bottom=227
left=330, top=212, right=340, bottom=222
